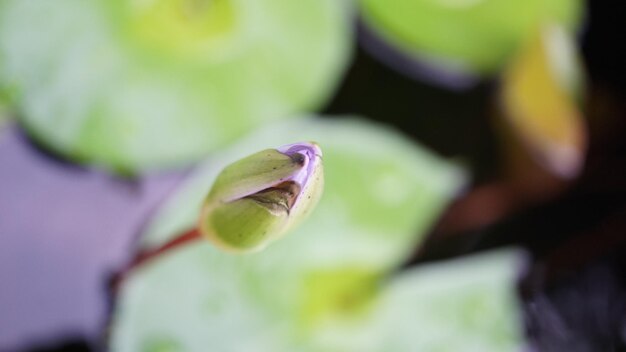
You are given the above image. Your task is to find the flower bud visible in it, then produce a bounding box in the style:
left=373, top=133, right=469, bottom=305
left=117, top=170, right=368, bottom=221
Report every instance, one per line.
left=199, top=142, right=323, bottom=253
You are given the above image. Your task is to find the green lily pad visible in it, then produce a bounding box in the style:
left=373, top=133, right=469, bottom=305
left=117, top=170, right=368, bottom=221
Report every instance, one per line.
left=0, top=0, right=352, bottom=172
left=110, top=117, right=522, bottom=350
left=500, top=24, right=586, bottom=178
left=360, top=0, right=582, bottom=76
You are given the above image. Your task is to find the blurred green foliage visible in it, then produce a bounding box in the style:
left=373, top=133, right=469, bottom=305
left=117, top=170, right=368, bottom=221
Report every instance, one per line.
left=0, top=0, right=351, bottom=172
left=360, top=0, right=583, bottom=75
left=500, top=25, right=585, bottom=178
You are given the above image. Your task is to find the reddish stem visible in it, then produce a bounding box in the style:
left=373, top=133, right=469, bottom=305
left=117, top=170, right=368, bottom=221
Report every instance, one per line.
left=112, top=227, right=202, bottom=292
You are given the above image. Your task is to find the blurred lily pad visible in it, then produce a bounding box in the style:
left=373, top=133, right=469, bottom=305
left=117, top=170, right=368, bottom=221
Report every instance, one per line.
left=500, top=24, right=586, bottom=178
left=359, top=0, right=582, bottom=77
left=110, top=117, right=522, bottom=351
left=0, top=0, right=352, bottom=172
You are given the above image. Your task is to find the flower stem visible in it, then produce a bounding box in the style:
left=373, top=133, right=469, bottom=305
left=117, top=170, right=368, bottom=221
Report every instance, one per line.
left=111, top=227, right=202, bottom=292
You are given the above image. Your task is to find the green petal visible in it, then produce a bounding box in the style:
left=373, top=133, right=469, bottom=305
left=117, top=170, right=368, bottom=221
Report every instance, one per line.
left=207, top=149, right=303, bottom=203
left=205, top=197, right=289, bottom=252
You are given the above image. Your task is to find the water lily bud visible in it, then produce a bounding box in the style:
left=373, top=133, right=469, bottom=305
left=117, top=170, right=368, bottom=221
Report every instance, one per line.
left=199, top=142, right=323, bottom=253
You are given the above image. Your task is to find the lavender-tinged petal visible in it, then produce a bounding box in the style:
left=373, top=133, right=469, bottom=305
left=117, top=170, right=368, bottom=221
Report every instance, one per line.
left=277, top=142, right=322, bottom=191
